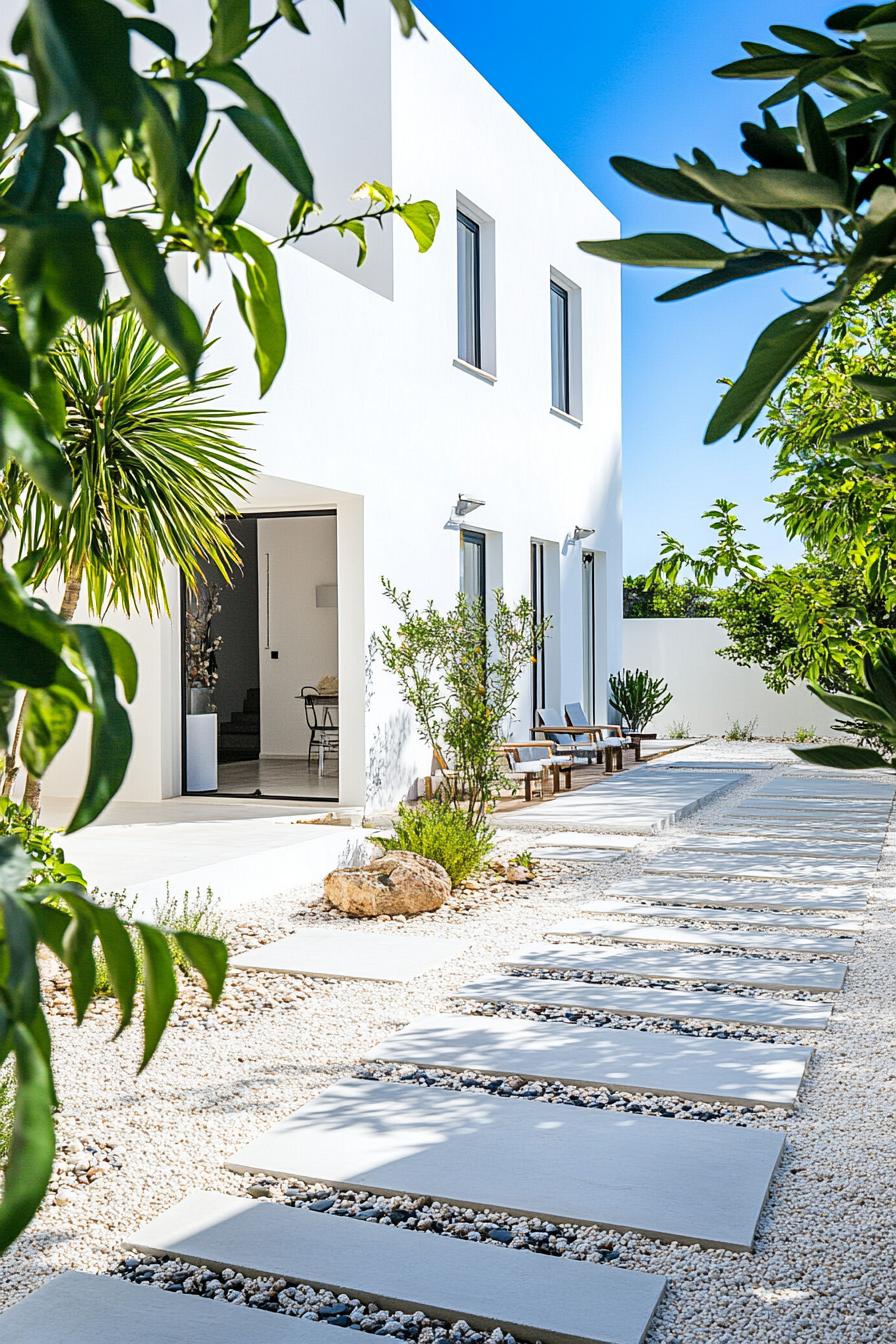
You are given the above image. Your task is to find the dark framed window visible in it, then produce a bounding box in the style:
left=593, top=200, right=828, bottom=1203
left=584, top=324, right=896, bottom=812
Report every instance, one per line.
left=457, top=211, right=481, bottom=367
left=550, top=280, right=570, bottom=413
left=582, top=550, right=596, bottom=721
left=461, top=529, right=486, bottom=607
left=531, top=540, right=547, bottom=714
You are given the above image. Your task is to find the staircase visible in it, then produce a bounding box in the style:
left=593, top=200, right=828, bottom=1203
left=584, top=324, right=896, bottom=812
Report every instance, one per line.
left=218, top=686, right=260, bottom=764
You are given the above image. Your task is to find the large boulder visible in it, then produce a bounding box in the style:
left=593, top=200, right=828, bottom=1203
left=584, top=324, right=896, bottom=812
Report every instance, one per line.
left=324, top=850, right=451, bottom=917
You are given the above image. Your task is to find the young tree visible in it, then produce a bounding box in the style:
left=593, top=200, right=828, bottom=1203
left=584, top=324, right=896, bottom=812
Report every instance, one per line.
left=0, top=0, right=438, bottom=1256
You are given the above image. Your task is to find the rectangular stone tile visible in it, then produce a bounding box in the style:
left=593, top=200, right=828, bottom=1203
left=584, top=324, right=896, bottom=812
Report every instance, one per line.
left=663, top=760, right=775, bottom=770
left=606, top=877, right=867, bottom=912
left=0, top=1271, right=316, bottom=1343
left=366, top=1013, right=813, bottom=1108
left=578, top=898, right=862, bottom=933
left=683, top=836, right=881, bottom=860
left=457, top=975, right=833, bottom=1030
left=755, top=782, right=894, bottom=800
left=646, top=852, right=875, bottom=885
left=231, top=931, right=467, bottom=983
left=703, top=820, right=887, bottom=841
left=127, top=1191, right=664, bottom=1344
left=507, top=943, right=846, bottom=993
left=504, top=770, right=743, bottom=834
left=226, top=1079, right=784, bottom=1251
left=530, top=847, right=623, bottom=862
left=735, top=797, right=891, bottom=815
left=546, top=920, right=854, bottom=956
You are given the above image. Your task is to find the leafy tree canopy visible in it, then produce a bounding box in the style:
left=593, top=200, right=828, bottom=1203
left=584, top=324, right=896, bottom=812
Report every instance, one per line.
left=579, top=5, right=896, bottom=443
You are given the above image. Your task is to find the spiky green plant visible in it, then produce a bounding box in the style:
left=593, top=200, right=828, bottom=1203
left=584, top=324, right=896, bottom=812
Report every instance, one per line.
left=608, top=668, right=673, bottom=733
left=2, top=304, right=257, bottom=808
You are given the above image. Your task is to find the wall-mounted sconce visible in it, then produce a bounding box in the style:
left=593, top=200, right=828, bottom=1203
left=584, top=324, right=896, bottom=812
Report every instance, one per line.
left=315, top=584, right=338, bottom=608
left=447, top=494, right=486, bottom=529
left=571, top=525, right=595, bottom=542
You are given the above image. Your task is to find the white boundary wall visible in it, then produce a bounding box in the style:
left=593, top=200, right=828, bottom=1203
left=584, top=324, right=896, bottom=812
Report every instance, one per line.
left=622, top=618, right=837, bottom=738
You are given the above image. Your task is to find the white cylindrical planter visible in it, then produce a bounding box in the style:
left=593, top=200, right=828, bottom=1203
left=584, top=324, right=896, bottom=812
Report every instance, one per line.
left=186, top=713, right=218, bottom=792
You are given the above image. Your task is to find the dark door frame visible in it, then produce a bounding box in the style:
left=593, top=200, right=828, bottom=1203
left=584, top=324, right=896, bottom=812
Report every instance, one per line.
left=180, top=507, right=339, bottom=802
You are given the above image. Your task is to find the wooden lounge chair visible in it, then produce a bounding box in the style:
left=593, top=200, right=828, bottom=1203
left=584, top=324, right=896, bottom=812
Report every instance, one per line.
left=565, top=702, right=636, bottom=765
left=496, top=742, right=575, bottom=800
left=534, top=707, right=611, bottom=771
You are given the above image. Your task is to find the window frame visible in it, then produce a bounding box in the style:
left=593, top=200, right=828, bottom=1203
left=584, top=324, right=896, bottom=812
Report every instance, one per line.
left=457, top=209, right=482, bottom=369
left=460, top=528, right=486, bottom=608
left=550, top=279, right=570, bottom=414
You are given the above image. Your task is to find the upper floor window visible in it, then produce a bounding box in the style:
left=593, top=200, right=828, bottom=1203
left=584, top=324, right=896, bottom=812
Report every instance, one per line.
left=460, top=528, right=486, bottom=608
left=550, top=280, right=570, bottom=413
left=457, top=210, right=481, bottom=368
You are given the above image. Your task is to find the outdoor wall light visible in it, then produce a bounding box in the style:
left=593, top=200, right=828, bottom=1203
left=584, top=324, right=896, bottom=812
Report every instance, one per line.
left=454, top=494, right=486, bottom=517
left=572, top=525, right=595, bottom=542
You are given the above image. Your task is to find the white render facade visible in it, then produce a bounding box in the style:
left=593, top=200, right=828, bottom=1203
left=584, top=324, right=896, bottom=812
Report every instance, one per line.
left=43, top=2, right=622, bottom=811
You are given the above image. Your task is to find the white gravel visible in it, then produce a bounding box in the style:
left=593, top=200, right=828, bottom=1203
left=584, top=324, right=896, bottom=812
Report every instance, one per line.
left=2, top=739, right=895, bottom=1344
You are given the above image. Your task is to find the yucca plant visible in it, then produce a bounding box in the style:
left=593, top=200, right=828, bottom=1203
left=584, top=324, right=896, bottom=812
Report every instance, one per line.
left=2, top=303, right=257, bottom=809
left=609, top=668, right=673, bottom=733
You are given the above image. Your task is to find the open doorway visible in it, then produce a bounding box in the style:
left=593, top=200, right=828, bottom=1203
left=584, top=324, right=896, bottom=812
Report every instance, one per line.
left=182, top=510, right=339, bottom=801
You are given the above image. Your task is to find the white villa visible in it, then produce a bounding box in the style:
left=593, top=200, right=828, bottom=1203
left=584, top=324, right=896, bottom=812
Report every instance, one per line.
left=44, top=1, right=622, bottom=813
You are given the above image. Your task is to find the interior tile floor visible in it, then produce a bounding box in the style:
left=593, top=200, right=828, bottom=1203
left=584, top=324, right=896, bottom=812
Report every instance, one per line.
left=215, top=755, right=338, bottom=800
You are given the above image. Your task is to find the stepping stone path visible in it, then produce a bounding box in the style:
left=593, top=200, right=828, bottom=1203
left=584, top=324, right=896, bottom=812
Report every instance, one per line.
left=225, top=1077, right=784, bottom=1251
left=366, top=1012, right=813, bottom=1107
left=128, top=1190, right=664, bottom=1344
left=607, top=875, right=868, bottom=912
left=577, top=898, right=862, bottom=932
left=458, top=974, right=833, bottom=1030
left=232, top=930, right=468, bottom=983
left=508, top=942, right=847, bottom=992
left=6, top=761, right=877, bottom=1341
left=546, top=919, right=855, bottom=956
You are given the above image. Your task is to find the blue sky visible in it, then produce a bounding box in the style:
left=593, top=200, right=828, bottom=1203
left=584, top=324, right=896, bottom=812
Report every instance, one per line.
left=419, top=0, right=835, bottom=574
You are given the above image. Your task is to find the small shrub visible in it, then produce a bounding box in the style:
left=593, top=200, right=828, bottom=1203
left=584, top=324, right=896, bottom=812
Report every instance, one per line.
left=511, top=851, right=535, bottom=872
left=793, top=725, right=817, bottom=743
left=609, top=668, right=673, bottom=732
left=0, top=1064, right=13, bottom=1165
left=725, top=716, right=758, bottom=742
left=377, top=801, right=493, bottom=886
left=0, top=798, right=86, bottom=889
left=92, top=885, right=223, bottom=990
left=668, top=719, right=691, bottom=739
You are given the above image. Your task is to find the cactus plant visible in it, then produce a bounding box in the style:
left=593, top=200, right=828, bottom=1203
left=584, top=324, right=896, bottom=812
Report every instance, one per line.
left=608, top=668, right=673, bottom=733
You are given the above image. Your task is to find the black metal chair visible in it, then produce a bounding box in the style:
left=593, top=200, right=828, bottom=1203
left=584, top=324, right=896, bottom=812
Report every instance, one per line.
left=299, top=686, right=339, bottom=769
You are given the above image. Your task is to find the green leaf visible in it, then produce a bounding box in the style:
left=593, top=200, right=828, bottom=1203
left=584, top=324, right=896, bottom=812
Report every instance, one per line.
left=338, top=217, right=367, bottom=267
left=852, top=374, right=896, bottom=400
left=128, top=17, right=178, bottom=57
left=0, top=379, right=70, bottom=503
left=140, top=83, right=197, bottom=225
left=705, top=294, right=839, bottom=443
left=5, top=212, right=104, bottom=349
left=768, top=24, right=846, bottom=54
left=0, top=1024, right=56, bottom=1256
left=136, top=922, right=177, bottom=1070
left=21, top=0, right=140, bottom=142
left=20, top=687, right=78, bottom=778
left=89, top=902, right=137, bottom=1034
left=677, top=161, right=849, bottom=213
left=579, top=233, right=730, bottom=268
left=173, top=930, right=227, bottom=1003
left=396, top=199, right=440, bottom=253
left=65, top=624, right=133, bottom=832
left=805, top=686, right=896, bottom=728
left=153, top=79, right=209, bottom=168
left=232, top=225, right=286, bottom=396
left=61, top=908, right=96, bottom=1022
left=0, top=836, right=32, bottom=890
left=657, top=251, right=796, bottom=302
left=30, top=356, right=66, bottom=437
left=0, top=894, right=40, bottom=1022
left=105, top=216, right=204, bottom=379
left=791, top=743, right=891, bottom=769
left=202, top=64, right=314, bottom=200
left=213, top=166, right=251, bottom=225
left=96, top=628, right=139, bottom=704
left=797, top=92, right=841, bottom=183
left=276, top=0, right=310, bottom=31
left=0, top=68, right=20, bottom=144
left=610, top=155, right=717, bottom=204
left=389, top=0, right=420, bottom=37
left=208, top=0, right=251, bottom=65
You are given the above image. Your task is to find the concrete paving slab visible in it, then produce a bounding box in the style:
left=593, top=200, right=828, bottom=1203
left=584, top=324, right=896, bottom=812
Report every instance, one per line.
left=735, top=797, right=891, bottom=815
left=662, top=760, right=774, bottom=770
left=367, top=1013, right=813, bottom=1108
left=534, top=832, right=643, bottom=850
left=755, top=781, right=894, bottom=800
left=231, top=931, right=468, bottom=983
left=703, top=819, right=887, bottom=841
left=457, top=974, right=833, bottom=1030
left=127, top=1190, right=664, bottom=1344
left=226, top=1078, right=784, bottom=1251
left=502, top=769, right=743, bottom=834
left=507, top=943, right=846, bottom=993
left=0, top=1270, right=318, bottom=1343
left=684, top=836, right=881, bottom=859
left=530, top=847, right=623, bottom=862
left=547, top=919, right=855, bottom=956
left=646, top=852, right=874, bottom=885
left=607, top=877, right=867, bottom=912
left=578, top=898, right=862, bottom=933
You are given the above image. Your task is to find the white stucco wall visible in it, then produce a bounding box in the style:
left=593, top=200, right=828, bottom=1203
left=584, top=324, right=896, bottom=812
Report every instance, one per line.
left=36, top=5, right=622, bottom=812
left=622, top=618, right=837, bottom=738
